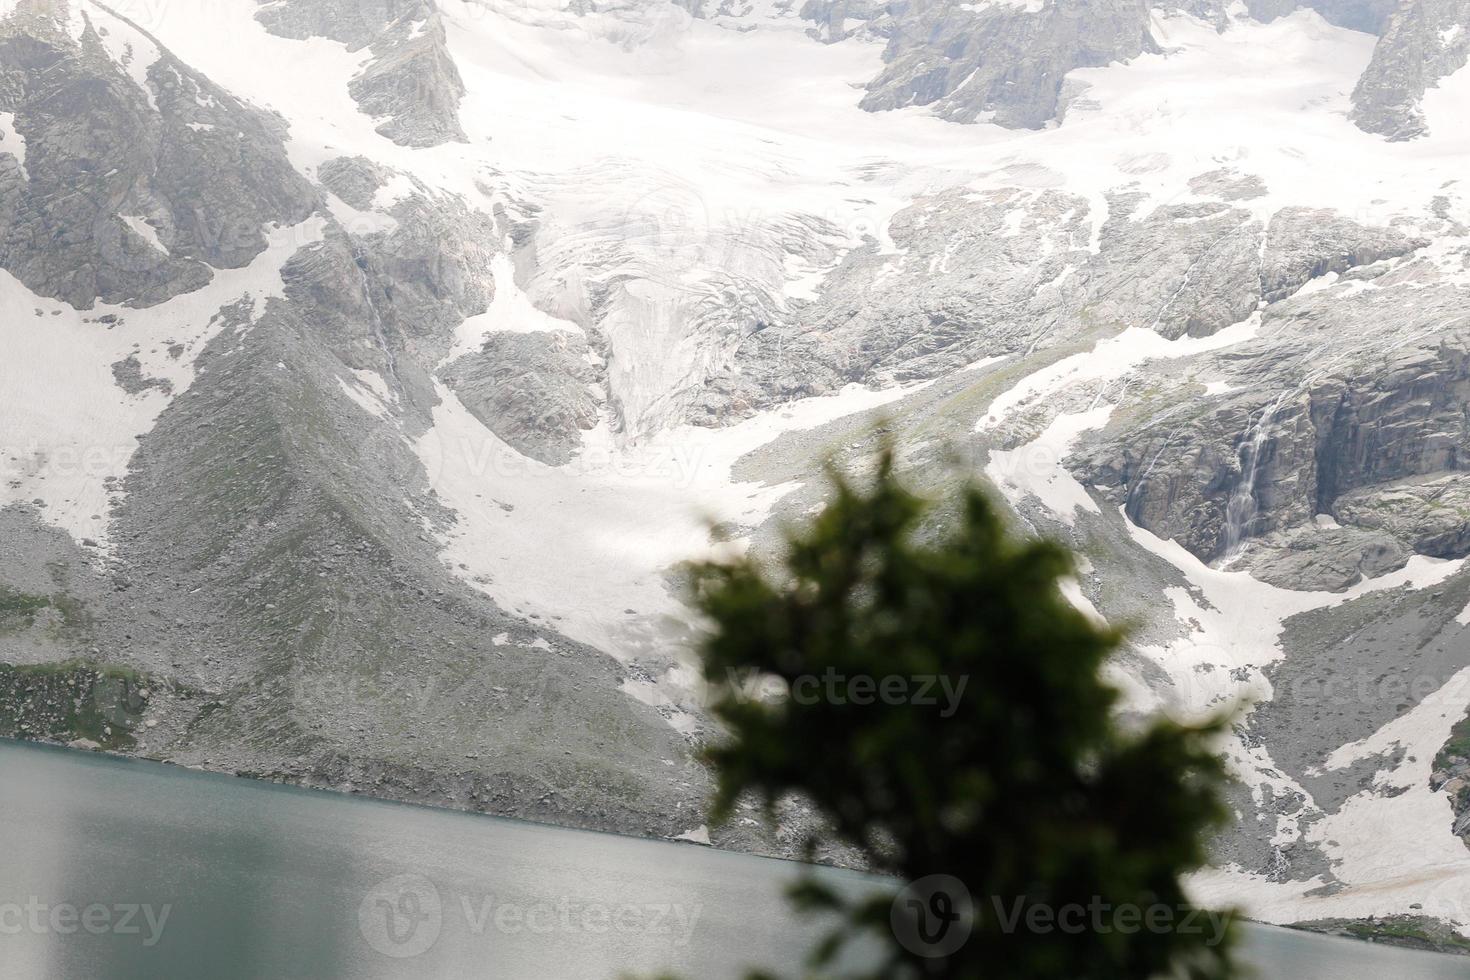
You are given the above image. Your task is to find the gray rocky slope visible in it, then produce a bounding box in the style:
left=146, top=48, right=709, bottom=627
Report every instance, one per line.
left=800, top=0, right=1470, bottom=140
left=256, top=0, right=467, bottom=146
left=3, top=0, right=1470, bottom=928
left=0, top=0, right=719, bottom=847
left=1351, top=0, right=1470, bottom=140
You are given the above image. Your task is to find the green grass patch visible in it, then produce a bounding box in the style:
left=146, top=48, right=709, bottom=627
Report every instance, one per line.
left=1435, top=708, right=1470, bottom=770
left=1342, top=918, right=1470, bottom=953
left=0, top=587, right=51, bottom=630
left=0, top=661, right=149, bottom=750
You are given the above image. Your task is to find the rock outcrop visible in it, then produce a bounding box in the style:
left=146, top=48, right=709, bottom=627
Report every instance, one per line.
left=1077, top=281, right=1470, bottom=569
left=1232, top=522, right=1410, bottom=591
left=804, top=0, right=1465, bottom=138
left=256, top=0, right=467, bottom=146
left=0, top=0, right=316, bottom=307
left=1245, top=0, right=1399, bottom=33
left=1352, top=0, right=1470, bottom=141
left=853, top=0, right=1158, bottom=128
left=442, top=331, right=602, bottom=465
left=1260, top=207, right=1428, bottom=302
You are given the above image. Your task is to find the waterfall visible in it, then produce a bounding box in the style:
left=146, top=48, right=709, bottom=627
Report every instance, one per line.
left=1221, top=394, right=1287, bottom=561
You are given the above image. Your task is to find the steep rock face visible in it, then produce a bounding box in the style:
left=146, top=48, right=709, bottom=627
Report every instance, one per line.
left=1089, top=197, right=1263, bottom=340
left=255, top=0, right=423, bottom=45
left=1352, top=0, right=1470, bottom=141
left=808, top=0, right=1460, bottom=135
left=349, top=11, right=466, bottom=146
left=358, top=187, right=496, bottom=341
left=855, top=0, right=1158, bottom=128
left=256, top=0, right=466, bottom=146
left=442, top=332, right=601, bottom=465
left=1311, top=0, right=1399, bottom=32
left=277, top=224, right=394, bottom=373
left=697, top=192, right=1417, bottom=425
left=1084, top=389, right=1324, bottom=560
left=692, top=185, right=1096, bottom=421
left=0, top=0, right=315, bottom=308
left=316, top=154, right=393, bottom=210
left=1260, top=207, right=1427, bottom=301
left=1310, top=338, right=1470, bottom=506
left=1245, top=0, right=1399, bottom=33
left=798, top=0, right=891, bottom=41
left=1076, top=281, right=1470, bottom=568
left=1335, top=475, right=1470, bottom=557
left=283, top=168, right=496, bottom=390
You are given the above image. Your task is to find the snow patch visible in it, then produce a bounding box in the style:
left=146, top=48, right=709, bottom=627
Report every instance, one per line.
left=1058, top=576, right=1106, bottom=626
left=1195, top=665, right=1470, bottom=930
left=0, top=111, right=26, bottom=177
left=1130, top=519, right=1470, bottom=923
left=86, top=2, right=165, bottom=113
left=986, top=407, right=1109, bottom=526
left=444, top=254, right=583, bottom=365
left=977, top=316, right=1261, bottom=432
left=324, top=191, right=398, bottom=237
left=337, top=369, right=396, bottom=419
left=0, top=216, right=325, bottom=550
left=416, top=380, right=919, bottom=663
left=960, top=354, right=1010, bottom=373
left=120, top=215, right=166, bottom=254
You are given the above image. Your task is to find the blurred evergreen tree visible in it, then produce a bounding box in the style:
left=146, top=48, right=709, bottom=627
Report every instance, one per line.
left=687, top=452, right=1237, bottom=980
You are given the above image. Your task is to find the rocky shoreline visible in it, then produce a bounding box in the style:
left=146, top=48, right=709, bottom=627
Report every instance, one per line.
left=1287, top=916, right=1470, bottom=957
left=0, top=659, right=856, bottom=865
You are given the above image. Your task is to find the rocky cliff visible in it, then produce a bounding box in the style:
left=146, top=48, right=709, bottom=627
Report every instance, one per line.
left=256, top=0, right=466, bottom=146
left=1352, top=0, right=1470, bottom=140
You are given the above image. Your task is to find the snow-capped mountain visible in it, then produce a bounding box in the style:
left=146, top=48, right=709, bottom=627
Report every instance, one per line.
left=4, top=0, right=1470, bottom=937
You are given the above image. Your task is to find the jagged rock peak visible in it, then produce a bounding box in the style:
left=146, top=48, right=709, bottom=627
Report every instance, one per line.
left=1352, top=0, right=1470, bottom=140
left=255, top=0, right=467, bottom=147
left=0, top=0, right=317, bottom=308
left=845, top=0, right=1160, bottom=129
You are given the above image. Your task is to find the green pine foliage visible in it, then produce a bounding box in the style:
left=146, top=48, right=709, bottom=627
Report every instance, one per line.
left=690, top=453, right=1238, bottom=980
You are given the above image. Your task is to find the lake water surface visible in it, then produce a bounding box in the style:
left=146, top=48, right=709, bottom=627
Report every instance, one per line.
left=2, top=741, right=1468, bottom=979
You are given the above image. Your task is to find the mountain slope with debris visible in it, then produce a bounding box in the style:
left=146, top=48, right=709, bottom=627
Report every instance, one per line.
left=4, top=0, right=1470, bottom=932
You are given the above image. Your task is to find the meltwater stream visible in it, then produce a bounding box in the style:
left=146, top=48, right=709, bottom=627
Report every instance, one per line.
left=2, top=741, right=1468, bottom=979
left=1221, top=393, right=1288, bottom=561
